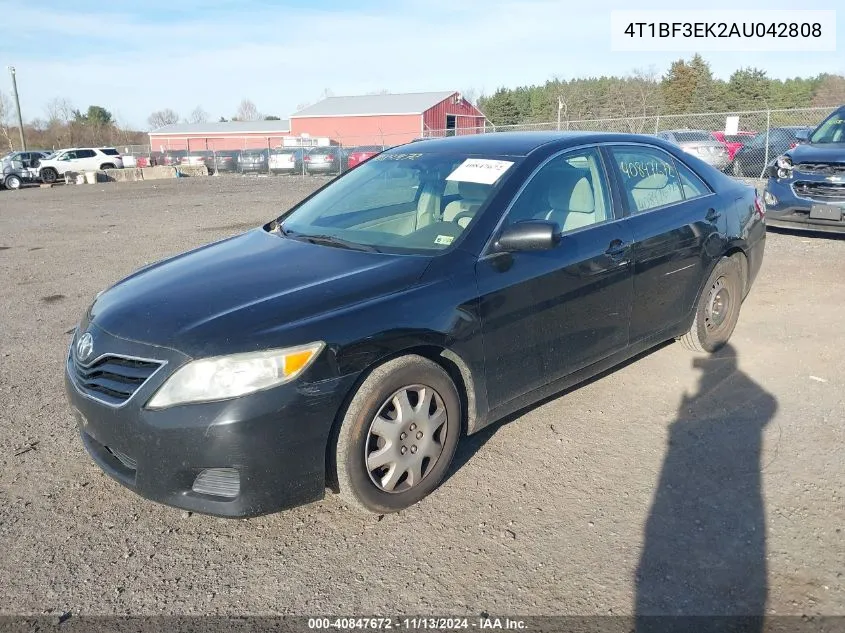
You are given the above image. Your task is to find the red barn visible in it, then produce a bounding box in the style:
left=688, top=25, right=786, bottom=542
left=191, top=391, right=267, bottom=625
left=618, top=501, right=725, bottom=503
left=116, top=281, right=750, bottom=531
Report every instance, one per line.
left=289, top=91, right=487, bottom=147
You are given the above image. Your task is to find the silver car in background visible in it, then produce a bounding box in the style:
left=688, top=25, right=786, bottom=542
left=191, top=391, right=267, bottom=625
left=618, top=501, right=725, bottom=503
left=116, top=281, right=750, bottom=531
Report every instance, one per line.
left=656, top=129, right=731, bottom=172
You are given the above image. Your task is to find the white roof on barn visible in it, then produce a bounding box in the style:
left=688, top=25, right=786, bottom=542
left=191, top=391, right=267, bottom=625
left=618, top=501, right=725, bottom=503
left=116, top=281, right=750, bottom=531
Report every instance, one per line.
left=290, top=91, right=459, bottom=118
left=149, top=120, right=290, bottom=135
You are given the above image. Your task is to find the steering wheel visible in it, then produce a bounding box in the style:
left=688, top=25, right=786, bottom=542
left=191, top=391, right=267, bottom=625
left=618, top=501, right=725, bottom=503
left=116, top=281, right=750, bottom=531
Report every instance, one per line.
left=451, top=211, right=475, bottom=228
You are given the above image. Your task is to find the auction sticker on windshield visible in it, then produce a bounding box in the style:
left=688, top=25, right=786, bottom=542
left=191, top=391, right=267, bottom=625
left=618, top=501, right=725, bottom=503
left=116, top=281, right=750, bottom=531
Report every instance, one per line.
left=446, top=159, right=514, bottom=185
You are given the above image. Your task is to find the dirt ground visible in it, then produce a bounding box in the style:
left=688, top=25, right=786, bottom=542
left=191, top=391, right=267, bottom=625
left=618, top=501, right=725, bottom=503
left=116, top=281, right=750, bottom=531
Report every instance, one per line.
left=0, top=176, right=843, bottom=618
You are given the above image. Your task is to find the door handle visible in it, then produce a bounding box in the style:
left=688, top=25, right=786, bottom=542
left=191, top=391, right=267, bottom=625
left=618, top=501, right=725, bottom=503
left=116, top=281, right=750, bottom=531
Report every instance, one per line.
left=705, top=208, right=722, bottom=223
left=605, top=239, right=629, bottom=258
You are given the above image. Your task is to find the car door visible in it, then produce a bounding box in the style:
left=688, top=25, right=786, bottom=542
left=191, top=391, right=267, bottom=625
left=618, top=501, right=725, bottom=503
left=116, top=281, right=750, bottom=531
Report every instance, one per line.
left=475, top=146, right=634, bottom=409
left=55, top=151, right=75, bottom=174
left=736, top=133, right=762, bottom=176
left=606, top=144, right=726, bottom=344
left=74, top=149, right=97, bottom=171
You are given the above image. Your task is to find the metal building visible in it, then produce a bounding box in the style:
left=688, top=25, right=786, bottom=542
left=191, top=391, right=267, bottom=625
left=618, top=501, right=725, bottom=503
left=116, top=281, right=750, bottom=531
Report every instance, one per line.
left=148, top=120, right=293, bottom=152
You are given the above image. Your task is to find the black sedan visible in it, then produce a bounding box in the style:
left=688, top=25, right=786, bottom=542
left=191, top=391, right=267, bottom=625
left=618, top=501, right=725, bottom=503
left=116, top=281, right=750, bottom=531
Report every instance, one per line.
left=731, top=126, right=813, bottom=178
left=763, top=106, right=845, bottom=234
left=64, top=132, right=766, bottom=518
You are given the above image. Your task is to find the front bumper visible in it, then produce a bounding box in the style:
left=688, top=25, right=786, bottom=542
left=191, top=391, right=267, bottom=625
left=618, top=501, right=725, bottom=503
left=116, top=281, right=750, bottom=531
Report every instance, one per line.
left=764, top=177, right=845, bottom=234
left=64, top=323, right=356, bottom=517
left=238, top=164, right=267, bottom=172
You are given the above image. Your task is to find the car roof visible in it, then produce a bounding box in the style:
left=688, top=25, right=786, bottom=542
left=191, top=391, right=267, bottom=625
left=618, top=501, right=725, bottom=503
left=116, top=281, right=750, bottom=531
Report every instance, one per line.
left=387, top=131, right=684, bottom=156
left=54, top=147, right=114, bottom=151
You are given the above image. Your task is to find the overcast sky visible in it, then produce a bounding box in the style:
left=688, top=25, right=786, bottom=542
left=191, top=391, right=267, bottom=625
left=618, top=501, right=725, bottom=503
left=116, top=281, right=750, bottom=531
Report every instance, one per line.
left=0, top=0, right=841, bottom=129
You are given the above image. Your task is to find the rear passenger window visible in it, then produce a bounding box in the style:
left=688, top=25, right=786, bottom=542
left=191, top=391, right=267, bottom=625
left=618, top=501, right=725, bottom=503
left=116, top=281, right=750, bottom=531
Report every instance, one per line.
left=674, top=160, right=711, bottom=200
left=76, top=149, right=96, bottom=159
left=611, top=147, right=684, bottom=213
left=101, top=148, right=120, bottom=156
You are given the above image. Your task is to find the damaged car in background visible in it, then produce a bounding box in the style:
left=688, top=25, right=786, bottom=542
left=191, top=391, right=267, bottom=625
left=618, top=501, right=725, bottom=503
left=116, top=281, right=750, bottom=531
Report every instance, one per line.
left=1, top=150, right=51, bottom=190
left=763, top=105, right=845, bottom=234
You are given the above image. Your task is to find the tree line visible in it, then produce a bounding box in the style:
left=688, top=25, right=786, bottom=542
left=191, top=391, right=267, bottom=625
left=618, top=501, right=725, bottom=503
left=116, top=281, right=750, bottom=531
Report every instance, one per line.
left=0, top=95, right=148, bottom=152
left=146, top=99, right=281, bottom=130
left=476, top=55, right=845, bottom=127
left=0, top=95, right=284, bottom=153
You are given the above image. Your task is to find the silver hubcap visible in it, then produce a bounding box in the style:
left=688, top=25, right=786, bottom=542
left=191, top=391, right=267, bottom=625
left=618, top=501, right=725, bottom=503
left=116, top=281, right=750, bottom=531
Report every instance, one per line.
left=7, top=177, right=20, bottom=189
left=365, top=384, right=448, bottom=493
left=705, top=277, right=730, bottom=331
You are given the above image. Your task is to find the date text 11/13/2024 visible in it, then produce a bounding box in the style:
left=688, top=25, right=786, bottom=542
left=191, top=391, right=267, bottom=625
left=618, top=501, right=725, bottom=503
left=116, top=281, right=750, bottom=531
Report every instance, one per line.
left=307, top=617, right=527, bottom=630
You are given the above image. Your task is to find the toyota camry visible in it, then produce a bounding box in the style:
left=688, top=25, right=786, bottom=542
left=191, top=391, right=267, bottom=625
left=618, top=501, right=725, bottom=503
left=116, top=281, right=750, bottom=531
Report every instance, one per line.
left=65, top=132, right=766, bottom=517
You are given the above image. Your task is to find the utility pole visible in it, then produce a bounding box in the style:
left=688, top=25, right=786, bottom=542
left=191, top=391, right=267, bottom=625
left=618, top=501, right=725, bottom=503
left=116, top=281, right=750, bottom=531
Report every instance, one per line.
left=557, top=97, right=562, bottom=131
left=7, top=66, right=26, bottom=150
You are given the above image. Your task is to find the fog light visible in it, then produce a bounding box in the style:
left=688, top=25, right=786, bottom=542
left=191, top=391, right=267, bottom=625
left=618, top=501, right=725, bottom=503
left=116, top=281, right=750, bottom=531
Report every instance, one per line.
left=763, top=191, right=778, bottom=206
left=192, top=468, right=240, bottom=498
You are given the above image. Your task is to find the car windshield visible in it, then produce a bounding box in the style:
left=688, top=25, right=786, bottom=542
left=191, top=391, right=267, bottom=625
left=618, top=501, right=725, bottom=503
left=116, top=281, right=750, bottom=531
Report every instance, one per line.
left=279, top=150, right=519, bottom=254
left=809, top=113, right=845, bottom=144
left=675, top=131, right=715, bottom=143
left=724, top=135, right=750, bottom=143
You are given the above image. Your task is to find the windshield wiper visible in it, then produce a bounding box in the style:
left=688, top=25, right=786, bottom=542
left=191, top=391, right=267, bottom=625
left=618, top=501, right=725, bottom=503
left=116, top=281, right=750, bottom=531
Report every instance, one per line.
left=280, top=227, right=381, bottom=252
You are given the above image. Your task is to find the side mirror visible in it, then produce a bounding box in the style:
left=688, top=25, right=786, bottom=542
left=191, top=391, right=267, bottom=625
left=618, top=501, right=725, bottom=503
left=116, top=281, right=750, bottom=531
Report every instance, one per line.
left=794, top=129, right=809, bottom=142
left=496, top=220, right=561, bottom=252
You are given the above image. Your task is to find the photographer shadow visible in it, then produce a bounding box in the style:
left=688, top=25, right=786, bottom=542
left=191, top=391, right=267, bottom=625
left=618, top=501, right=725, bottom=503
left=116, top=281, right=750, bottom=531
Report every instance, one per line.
left=635, top=343, right=778, bottom=633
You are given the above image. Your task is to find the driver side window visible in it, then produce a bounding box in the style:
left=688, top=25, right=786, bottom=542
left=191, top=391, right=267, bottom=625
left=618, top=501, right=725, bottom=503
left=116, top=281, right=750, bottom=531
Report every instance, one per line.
left=503, top=147, right=611, bottom=234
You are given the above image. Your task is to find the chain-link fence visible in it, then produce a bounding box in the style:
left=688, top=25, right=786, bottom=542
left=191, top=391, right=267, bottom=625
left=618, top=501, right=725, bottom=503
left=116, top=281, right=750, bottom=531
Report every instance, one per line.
left=132, top=106, right=835, bottom=180
left=424, top=106, right=834, bottom=179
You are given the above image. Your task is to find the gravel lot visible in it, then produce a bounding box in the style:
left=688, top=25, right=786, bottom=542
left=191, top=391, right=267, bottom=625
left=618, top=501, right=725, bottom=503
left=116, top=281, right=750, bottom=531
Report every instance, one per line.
left=0, top=176, right=843, bottom=618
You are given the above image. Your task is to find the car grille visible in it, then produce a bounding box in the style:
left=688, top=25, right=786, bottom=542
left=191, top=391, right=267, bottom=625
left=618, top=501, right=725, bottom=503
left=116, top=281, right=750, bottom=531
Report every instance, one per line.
left=71, top=353, right=164, bottom=406
left=794, top=163, right=845, bottom=176
left=792, top=181, right=845, bottom=202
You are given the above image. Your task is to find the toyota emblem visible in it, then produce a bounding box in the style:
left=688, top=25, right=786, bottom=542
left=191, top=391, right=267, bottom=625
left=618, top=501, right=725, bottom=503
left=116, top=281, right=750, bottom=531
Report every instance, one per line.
left=76, top=332, right=94, bottom=362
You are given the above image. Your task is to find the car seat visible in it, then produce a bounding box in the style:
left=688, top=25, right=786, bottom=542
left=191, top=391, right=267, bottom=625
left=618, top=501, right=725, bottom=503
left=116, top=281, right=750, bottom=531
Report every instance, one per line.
left=442, top=181, right=490, bottom=228
left=541, top=167, right=599, bottom=231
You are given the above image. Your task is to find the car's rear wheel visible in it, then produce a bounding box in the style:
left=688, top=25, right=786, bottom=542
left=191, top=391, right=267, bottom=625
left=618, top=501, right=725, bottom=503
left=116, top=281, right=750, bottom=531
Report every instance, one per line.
left=679, top=256, right=743, bottom=353
left=41, top=168, right=58, bottom=184
left=100, top=163, right=116, bottom=170
left=333, top=355, right=461, bottom=514
left=4, top=174, right=22, bottom=190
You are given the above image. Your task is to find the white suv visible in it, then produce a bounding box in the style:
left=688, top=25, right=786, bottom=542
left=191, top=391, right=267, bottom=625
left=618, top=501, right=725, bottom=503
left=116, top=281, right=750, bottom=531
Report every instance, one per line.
left=39, top=147, right=124, bottom=183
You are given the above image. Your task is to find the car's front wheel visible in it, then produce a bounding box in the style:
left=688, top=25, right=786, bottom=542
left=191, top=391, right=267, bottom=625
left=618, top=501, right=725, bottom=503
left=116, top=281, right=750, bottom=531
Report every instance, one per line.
left=333, top=355, right=461, bottom=514
left=4, top=174, right=22, bottom=190
left=41, top=168, right=58, bottom=184
left=679, top=256, right=744, bottom=353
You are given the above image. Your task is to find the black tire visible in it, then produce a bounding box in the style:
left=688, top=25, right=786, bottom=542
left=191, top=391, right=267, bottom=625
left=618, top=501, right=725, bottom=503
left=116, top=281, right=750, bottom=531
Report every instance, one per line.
left=4, top=174, right=22, bottom=190
left=41, top=168, right=58, bottom=184
left=732, top=159, right=743, bottom=177
left=334, top=354, right=461, bottom=514
left=100, top=163, right=116, bottom=170
left=679, top=256, right=743, bottom=354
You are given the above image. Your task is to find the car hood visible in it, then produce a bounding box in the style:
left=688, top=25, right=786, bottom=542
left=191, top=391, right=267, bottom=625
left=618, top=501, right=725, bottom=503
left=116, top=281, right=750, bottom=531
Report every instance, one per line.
left=788, top=143, right=845, bottom=163
left=88, top=228, right=430, bottom=356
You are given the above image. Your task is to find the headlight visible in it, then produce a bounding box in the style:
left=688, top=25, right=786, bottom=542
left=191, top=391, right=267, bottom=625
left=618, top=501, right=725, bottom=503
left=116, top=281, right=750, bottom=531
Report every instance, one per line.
left=146, top=341, right=325, bottom=409
left=775, top=155, right=792, bottom=170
